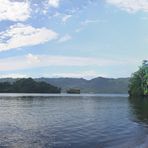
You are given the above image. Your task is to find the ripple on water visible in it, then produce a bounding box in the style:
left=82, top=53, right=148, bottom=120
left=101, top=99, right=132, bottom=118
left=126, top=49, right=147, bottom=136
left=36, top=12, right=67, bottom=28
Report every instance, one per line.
left=0, top=95, right=147, bottom=148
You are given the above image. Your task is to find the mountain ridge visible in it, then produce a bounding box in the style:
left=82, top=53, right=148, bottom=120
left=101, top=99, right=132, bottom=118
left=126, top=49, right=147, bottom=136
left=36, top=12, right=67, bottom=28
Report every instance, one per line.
left=0, top=77, right=130, bottom=93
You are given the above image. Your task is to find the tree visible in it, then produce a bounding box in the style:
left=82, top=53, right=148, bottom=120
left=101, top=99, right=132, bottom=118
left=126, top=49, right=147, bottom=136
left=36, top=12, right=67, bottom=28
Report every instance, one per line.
left=0, top=78, right=61, bottom=93
left=129, top=60, right=148, bottom=97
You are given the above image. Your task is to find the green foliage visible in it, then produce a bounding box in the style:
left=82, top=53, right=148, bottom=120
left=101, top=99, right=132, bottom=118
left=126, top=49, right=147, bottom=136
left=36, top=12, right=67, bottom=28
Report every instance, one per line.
left=129, top=60, right=148, bottom=97
left=0, top=78, right=61, bottom=93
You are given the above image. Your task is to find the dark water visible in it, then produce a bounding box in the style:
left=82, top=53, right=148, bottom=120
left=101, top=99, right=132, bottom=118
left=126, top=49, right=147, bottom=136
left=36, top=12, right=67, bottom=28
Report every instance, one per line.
left=0, top=94, right=148, bottom=148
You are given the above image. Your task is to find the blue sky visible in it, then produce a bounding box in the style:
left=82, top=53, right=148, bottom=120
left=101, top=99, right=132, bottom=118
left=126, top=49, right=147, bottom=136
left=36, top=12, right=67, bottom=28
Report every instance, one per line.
left=0, top=0, right=148, bottom=79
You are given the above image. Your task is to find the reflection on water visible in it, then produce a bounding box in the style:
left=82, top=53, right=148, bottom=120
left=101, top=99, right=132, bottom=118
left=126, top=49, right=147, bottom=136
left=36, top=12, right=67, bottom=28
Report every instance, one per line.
left=129, top=97, right=148, bottom=125
left=0, top=94, right=147, bottom=147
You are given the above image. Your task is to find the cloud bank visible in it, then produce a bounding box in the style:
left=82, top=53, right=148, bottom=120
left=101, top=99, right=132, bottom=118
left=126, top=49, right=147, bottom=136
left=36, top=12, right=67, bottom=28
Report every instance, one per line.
left=0, top=54, right=138, bottom=71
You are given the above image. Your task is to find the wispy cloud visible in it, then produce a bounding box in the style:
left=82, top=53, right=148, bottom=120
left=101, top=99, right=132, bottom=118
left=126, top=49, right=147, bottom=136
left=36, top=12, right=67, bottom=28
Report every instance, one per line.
left=81, top=19, right=106, bottom=26
left=62, top=14, right=72, bottom=23
left=0, top=71, right=105, bottom=79
left=49, top=71, right=107, bottom=80
left=26, top=53, right=41, bottom=64
left=48, top=0, right=60, bottom=8
left=0, top=23, right=58, bottom=52
left=106, top=0, right=148, bottom=12
left=0, top=54, right=139, bottom=71
left=58, top=34, right=72, bottom=43
left=0, top=73, right=28, bottom=78
left=0, top=0, right=30, bottom=21
left=76, top=19, right=106, bottom=32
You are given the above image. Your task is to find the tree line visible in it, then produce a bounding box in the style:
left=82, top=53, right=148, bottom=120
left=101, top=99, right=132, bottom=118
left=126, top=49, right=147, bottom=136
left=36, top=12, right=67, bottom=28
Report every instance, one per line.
left=0, top=78, right=61, bottom=93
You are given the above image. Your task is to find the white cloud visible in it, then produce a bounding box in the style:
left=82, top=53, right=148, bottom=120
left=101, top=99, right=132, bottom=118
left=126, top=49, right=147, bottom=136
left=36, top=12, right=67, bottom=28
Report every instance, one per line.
left=0, top=71, right=105, bottom=79
left=0, top=73, right=28, bottom=78
left=0, top=23, right=58, bottom=52
left=106, top=0, right=148, bottom=12
left=62, top=15, right=72, bottom=23
left=26, top=53, right=41, bottom=64
left=48, top=0, right=60, bottom=8
left=0, top=0, right=30, bottom=21
left=58, top=34, right=72, bottom=43
left=49, top=71, right=107, bottom=79
left=81, top=19, right=106, bottom=26
left=0, top=54, right=139, bottom=71
left=76, top=19, right=106, bottom=32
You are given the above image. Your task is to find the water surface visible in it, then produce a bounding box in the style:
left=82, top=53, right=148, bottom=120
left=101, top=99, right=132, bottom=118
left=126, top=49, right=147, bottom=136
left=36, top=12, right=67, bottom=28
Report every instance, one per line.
left=0, top=94, right=147, bottom=148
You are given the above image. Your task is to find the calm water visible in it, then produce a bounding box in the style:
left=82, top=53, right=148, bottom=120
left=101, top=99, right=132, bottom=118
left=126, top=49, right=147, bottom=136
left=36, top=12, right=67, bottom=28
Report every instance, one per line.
left=0, top=94, right=148, bottom=148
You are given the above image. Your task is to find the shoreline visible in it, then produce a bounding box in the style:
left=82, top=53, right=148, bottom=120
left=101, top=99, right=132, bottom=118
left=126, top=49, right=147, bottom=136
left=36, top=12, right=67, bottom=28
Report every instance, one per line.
left=0, top=93, right=129, bottom=97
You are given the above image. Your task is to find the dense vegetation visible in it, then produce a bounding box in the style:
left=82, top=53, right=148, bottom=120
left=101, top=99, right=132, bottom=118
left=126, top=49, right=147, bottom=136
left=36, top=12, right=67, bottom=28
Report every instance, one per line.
left=0, top=78, right=61, bottom=93
left=129, top=60, right=148, bottom=97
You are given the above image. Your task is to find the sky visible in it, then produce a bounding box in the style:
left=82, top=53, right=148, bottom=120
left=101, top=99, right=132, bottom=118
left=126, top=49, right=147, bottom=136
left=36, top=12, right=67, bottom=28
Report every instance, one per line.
left=0, top=0, right=148, bottom=79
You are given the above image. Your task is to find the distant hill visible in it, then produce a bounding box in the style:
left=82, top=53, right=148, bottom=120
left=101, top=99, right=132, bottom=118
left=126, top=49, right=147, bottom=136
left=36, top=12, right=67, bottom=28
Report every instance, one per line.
left=36, top=77, right=130, bottom=94
left=0, top=77, right=129, bottom=94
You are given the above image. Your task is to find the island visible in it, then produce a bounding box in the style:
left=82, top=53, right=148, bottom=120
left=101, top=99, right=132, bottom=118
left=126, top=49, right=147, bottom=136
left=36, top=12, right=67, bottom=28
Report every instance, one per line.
left=66, top=88, right=80, bottom=94
left=129, top=60, right=148, bottom=97
left=0, top=78, right=61, bottom=93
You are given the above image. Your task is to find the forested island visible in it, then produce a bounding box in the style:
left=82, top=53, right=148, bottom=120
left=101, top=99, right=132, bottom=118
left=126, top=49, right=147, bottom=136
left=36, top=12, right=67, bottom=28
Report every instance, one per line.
left=129, top=60, right=148, bottom=97
left=0, top=78, right=61, bottom=93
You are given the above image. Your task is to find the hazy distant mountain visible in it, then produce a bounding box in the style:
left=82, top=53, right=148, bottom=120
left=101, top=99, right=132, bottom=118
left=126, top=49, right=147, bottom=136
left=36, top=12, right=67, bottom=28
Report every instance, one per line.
left=0, top=77, right=129, bottom=94
left=36, top=77, right=130, bottom=94
left=0, top=78, right=16, bottom=84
